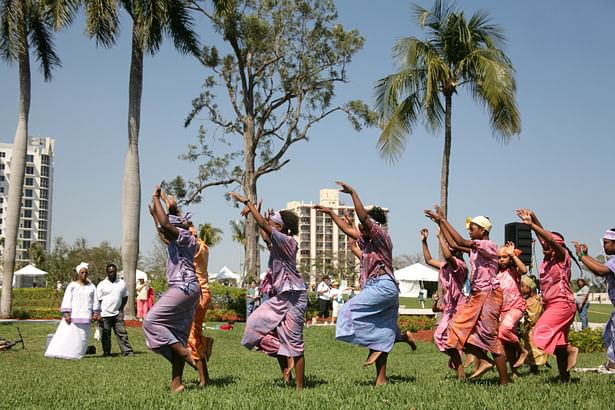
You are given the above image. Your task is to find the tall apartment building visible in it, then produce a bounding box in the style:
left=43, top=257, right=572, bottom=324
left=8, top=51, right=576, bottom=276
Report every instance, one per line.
left=285, top=189, right=389, bottom=286
left=0, top=137, right=55, bottom=266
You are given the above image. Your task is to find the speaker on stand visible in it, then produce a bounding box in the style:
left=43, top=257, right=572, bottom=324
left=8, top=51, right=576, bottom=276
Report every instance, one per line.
left=504, top=222, right=533, bottom=268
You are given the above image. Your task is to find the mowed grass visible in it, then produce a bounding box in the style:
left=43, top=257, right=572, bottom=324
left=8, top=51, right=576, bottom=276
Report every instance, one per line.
left=0, top=322, right=613, bottom=410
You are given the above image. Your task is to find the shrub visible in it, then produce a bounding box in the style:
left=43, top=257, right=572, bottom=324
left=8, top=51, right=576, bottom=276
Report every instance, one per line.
left=205, top=309, right=241, bottom=322
left=398, top=315, right=437, bottom=332
left=569, top=328, right=606, bottom=353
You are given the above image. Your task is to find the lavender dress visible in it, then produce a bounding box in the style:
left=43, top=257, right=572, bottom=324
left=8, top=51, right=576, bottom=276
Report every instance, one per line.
left=604, top=259, right=615, bottom=364
left=143, top=228, right=200, bottom=362
left=241, top=230, right=308, bottom=357
left=336, top=223, right=402, bottom=353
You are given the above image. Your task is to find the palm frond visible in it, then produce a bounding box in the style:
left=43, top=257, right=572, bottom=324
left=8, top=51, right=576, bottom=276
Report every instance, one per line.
left=45, top=0, right=80, bottom=31
left=164, top=0, right=199, bottom=56
left=84, top=0, right=121, bottom=47
left=377, top=90, right=422, bottom=163
left=0, top=0, right=24, bottom=62
left=28, top=2, right=61, bottom=81
left=467, top=9, right=506, bottom=47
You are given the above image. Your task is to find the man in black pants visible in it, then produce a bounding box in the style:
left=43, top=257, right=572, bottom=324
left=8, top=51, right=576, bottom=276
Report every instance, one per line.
left=96, top=263, right=134, bottom=357
left=317, top=276, right=332, bottom=323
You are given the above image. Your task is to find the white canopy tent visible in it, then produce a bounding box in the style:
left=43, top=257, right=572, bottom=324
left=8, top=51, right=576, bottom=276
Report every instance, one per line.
left=394, top=263, right=438, bottom=298
left=13, top=264, right=47, bottom=288
left=210, top=266, right=241, bottom=283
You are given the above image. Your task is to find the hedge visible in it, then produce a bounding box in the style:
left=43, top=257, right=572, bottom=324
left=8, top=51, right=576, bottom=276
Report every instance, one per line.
left=569, top=328, right=606, bottom=353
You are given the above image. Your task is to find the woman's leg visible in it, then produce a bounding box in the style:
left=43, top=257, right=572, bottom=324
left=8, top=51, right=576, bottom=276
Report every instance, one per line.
left=195, top=359, right=209, bottom=387
left=171, top=351, right=186, bottom=392
left=375, top=352, right=389, bottom=385
left=294, top=355, right=305, bottom=390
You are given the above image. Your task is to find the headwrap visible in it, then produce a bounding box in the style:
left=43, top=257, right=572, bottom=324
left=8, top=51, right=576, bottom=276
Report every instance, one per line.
left=75, top=262, right=89, bottom=274
left=169, top=211, right=192, bottom=226
left=466, top=216, right=492, bottom=232
left=499, top=247, right=522, bottom=257
left=604, top=230, right=615, bottom=241
left=521, top=275, right=536, bottom=290
left=270, top=212, right=283, bottom=226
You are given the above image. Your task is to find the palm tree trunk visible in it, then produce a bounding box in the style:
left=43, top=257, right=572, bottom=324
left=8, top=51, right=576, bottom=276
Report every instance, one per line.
left=1, top=40, right=31, bottom=319
left=440, top=92, right=452, bottom=220
left=121, top=28, right=143, bottom=320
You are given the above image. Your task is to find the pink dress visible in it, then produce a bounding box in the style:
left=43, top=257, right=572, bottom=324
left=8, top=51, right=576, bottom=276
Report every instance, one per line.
left=532, top=253, right=575, bottom=354
left=448, top=240, right=503, bottom=355
left=434, top=258, right=467, bottom=352
left=497, top=267, right=527, bottom=343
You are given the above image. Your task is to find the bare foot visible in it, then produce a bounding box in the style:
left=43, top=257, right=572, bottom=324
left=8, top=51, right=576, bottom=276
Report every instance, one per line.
left=171, top=384, right=185, bottom=393
left=566, top=346, right=579, bottom=370
left=513, top=348, right=528, bottom=368
left=456, top=365, right=466, bottom=379
left=283, top=356, right=295, bottom=377
left=469, top=360, right=494, bottom=379
left=363, top=351, right=383, bottom=367
left=406, top=331, right=417, bottom=351
left=560, top=370, right=571, bottom=382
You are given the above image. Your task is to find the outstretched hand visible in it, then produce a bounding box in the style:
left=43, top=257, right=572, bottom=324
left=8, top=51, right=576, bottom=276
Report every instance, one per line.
left=228, top=191, right=247, bottom=204
left=572, top=241, right=589, bottom=256
left=314, top=205, right=332, bottom=214
left=504, top=241, right=516, bottom=256
left=335, top=181, right=354, bottom=194
left=420, top=228, right=429, bottom=241
left=343, top=210, right=354, bottom=226
left=516, top=209, right=532, bottom=225
left=424, top=209, right=441, bottom=223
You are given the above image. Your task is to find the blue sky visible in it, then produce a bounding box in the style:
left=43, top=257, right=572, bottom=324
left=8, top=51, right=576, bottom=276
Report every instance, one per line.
left=1, top=0, right=614, bottom=276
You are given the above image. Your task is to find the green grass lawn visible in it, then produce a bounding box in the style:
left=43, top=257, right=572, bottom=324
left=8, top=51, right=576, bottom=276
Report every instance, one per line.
left=0, top=322, right=613, bottom=410
left=586, top=304, right=613, bottom=323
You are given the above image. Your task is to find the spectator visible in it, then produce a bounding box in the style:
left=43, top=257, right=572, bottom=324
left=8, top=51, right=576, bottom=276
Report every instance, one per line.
left=330, top=281, right=344, bottom=324
left=317, top=276, right=332, bottom=323
left=136, top=278, right=151, bottom=321
left=575, top=278, right=591, bottom=330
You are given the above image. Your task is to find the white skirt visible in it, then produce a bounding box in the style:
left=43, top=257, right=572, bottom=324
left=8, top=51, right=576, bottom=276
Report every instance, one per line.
left=45, top=320, right=91, bottom=360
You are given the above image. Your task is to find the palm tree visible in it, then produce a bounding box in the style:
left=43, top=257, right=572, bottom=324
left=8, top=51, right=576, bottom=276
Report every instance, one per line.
left=375, top=0, right=521, bottom=218
left=198, top=223, right=223, bottom=247
left=0, top=0, right=62, bottom=318
left=49, top=0, right=209, bottom=318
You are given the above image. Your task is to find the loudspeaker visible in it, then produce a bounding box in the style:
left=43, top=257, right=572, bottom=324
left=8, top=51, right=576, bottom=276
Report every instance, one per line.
left=504, top=222, right=532, bottom=266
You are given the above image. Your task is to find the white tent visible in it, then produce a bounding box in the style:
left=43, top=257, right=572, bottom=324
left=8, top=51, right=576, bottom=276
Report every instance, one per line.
left=394, top=263, right=438, bottom=298
left=13, top=264, right=47, bottom=288
left=210, top=266, right=241, bottom=283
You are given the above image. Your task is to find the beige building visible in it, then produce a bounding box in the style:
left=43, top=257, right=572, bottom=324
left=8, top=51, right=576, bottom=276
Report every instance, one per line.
left=285, top=189, right=389, bottom=286
left=0, top=137, right=55, bottom=270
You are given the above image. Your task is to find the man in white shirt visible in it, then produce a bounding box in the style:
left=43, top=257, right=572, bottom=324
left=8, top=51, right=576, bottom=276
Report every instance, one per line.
left=317, top=276, right=332, bottom=322
left=96, top=263, right=134, bottom=357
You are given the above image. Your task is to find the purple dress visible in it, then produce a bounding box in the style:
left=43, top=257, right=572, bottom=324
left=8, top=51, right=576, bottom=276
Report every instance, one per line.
left=603, top=258, right=615, bottom=364
left=336, top=223, right=402, bottom=353
left=143, top=228, right=200, bottom=362
left=241, top=229, right=308, bottom=357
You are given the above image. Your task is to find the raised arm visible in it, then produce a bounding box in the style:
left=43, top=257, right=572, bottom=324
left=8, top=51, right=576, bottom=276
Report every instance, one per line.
left=349, top=240, right=362, bottom=260
left=425, top=206, right=473, bottom=249
left=421, top=229, right=443, bottom=269
left=152, top=186, right=179, bottom=241
left=573, top=242, right=611, bottom=277
left=437, top=231, right=459, bottom=269
left=314, top=205, right=360, bottom=240
left=229, top=192, right=272, bottom=236
left=504, top=241, right=528, bottom=274
left=336, top=181, right=372, bottom=231
left=516, top=209, right=565, bottom=262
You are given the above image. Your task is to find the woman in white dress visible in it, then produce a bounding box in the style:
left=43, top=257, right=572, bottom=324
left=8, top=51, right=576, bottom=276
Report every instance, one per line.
left=45, top=262, right=100, bottom=359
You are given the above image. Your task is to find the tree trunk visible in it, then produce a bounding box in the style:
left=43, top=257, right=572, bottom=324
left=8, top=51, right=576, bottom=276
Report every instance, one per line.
left=121, top=29, right=143, bottom=320
left=440, top=92, right=452, bottom=220
left=242, top=117, right=261, bottom=284
left=1, top=38, right=31, bottom=319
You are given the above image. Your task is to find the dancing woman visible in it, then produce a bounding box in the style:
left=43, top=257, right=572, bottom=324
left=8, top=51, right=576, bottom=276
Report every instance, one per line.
left=316, top=181, right=415, bottom=386
left=144, top=186, right=201, bottom=393
left=229, top=192, right=308, bottom=390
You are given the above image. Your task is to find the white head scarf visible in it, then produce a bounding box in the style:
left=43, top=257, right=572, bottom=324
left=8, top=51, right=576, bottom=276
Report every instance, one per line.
left=75, top=262, right=89, bottom=274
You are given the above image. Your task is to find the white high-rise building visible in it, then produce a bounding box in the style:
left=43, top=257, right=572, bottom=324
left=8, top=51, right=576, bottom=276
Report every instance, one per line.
left=285, top=189, right=389, bottom=286
left=0, top=137, right=55, bottom=266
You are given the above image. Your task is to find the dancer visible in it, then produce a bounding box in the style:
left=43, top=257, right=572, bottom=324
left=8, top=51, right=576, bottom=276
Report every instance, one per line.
left=187, top=222, right=214, bottom=387
left=516, top=209, right=578, bottom=382
left=573, top=229, right=615, bottom=374
left=421, top=228, right=468, bottom=378
left=316, top=181, right=416, bottom=386
left=229, top=191, right=308, bottom=390
left=425, top=207, right=509, bottom=385
left=519, top=275, right=548, bottom=373
left=45, top=263, right=100, bottom=360
left=496, top=242, right=528, bottom=376
left=144, top=187, right=201, bottom=393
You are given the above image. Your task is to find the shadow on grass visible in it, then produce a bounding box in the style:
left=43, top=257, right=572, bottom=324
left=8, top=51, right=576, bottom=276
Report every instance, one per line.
left=204, top=375, right=240, bottom=387
left=272, top=375, right=327, bottom=389
left=355, top=374, right=417, bottom=386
